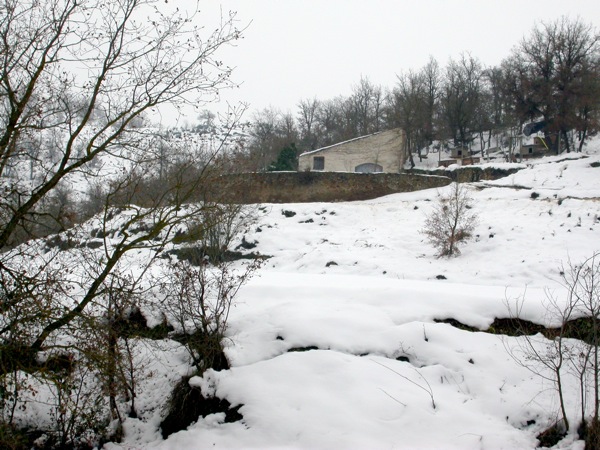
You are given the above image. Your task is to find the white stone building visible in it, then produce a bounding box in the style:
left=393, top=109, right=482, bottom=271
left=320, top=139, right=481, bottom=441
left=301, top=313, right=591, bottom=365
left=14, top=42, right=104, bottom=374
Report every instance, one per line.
left=298, top=128, right=405, bottom=173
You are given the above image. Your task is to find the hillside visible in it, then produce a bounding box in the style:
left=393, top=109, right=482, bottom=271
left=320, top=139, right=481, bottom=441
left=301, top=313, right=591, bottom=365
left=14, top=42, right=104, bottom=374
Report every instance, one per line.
left=7, top=137, right=598, bottom=449
left=94, top=138, right=600, bottom=450
left=3, top=4, right=598, bottom=449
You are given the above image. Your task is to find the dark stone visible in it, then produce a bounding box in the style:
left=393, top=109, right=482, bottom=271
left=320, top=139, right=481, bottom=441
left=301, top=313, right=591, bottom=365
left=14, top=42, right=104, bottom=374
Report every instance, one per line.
left=161, top=376, right=243, bottom=439
left=433, top=318, right=479, bottom=332
left=166, top=246, right=269, bottom=266
left=84, top=240, right=103, bottom=249
left=536, top=422, right=566, bottom=448
left=236, top=236, right=257, bottom=250
left=288, top=346, right=319, bottom=352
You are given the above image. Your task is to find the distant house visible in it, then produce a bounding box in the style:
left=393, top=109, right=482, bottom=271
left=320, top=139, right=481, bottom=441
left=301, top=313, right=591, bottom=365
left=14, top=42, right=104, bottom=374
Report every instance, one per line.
left=298, top=129, right=405, bottom=173
left=519, top=136, right=549, bottom=159
left=450, top=147, right=467, bottom=159
left=447, top=146, right=480, bottom=166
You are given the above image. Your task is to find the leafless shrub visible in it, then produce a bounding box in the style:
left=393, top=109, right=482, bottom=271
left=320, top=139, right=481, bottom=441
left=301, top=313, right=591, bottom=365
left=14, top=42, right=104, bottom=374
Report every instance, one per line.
left=422, top=183, right=478, bottom=257
left=47, top=361, right=108, bottom=449
left=506, top=253, right=600, bottom=446
left=200, top=203, right=258, bottom=262
left=161, top=256, right=261, bottom=374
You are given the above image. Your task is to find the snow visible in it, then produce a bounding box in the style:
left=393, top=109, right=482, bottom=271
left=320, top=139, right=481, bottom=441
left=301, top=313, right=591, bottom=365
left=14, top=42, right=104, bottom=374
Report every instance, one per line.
left=106, top=138, right=600, bottom=449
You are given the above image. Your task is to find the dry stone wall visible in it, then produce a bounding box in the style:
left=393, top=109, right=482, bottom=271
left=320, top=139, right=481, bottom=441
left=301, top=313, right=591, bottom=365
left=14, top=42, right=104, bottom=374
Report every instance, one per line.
left=209, top=172, right=452, bottom=204
left=410, top=166, right=523, bottom=183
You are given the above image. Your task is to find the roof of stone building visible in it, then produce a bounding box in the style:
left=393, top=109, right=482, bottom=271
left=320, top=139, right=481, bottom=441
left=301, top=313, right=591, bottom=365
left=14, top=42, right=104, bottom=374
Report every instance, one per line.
left=299, top=129, right=401, bottom=157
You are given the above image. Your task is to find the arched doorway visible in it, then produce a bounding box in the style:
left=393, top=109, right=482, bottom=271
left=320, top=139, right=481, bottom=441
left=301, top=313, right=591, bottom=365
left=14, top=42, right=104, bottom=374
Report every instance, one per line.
left=354, top=163, right=383, bottom=173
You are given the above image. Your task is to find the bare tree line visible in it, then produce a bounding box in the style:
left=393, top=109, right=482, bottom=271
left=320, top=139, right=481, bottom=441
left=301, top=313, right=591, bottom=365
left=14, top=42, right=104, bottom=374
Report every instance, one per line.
left=240, top=17, right=599, bottom=170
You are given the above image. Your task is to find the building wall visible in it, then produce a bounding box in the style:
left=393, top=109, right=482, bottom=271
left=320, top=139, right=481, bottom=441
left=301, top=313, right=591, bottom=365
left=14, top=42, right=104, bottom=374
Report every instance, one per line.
left=298, top=128, right=404, bottom=173
left=519, top=144, right=547, bottom=157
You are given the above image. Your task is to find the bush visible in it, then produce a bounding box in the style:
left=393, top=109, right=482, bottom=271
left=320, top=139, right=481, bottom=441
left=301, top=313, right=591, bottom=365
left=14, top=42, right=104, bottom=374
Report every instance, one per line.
left=160, top=256, right=261, bottom=374
left=422, top=183, right=478, bottom=257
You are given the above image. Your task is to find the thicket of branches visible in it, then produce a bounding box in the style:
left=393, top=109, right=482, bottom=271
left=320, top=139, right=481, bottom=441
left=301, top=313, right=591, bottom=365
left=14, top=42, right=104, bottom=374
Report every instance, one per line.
left=238, top=17, right=600, bottom=171
left=0, top=0, right=258, bottom=448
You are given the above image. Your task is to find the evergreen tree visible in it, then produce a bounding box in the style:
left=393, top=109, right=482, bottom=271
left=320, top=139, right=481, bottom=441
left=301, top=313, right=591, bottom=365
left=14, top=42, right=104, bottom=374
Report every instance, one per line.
left=268, top=144, right=298, bottom=171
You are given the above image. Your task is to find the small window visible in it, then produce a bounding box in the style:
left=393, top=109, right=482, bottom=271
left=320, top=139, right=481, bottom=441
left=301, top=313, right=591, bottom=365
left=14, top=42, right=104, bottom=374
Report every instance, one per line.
left=457, top=149, right=463, bottom=157
left=528, top=147, right=533, bottom=154
left=313, top=156, right=324, bottom=171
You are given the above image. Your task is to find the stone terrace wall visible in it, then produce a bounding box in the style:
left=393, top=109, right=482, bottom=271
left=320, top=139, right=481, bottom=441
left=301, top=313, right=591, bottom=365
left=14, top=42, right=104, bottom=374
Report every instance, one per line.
left=411, top=166, right=523, bottom=183
left=208, top=172, right=451, bottom=204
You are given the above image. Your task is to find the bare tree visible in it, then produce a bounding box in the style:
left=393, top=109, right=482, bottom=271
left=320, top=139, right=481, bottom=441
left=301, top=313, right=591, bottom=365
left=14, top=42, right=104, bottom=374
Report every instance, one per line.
left=481, top=66, right=520, bottom=159
left=297, top=97, right=321, bottom=151
left=0, top=0, right=243, bottom=248
left=441, top=54, right=484, bottom=149
left=0, top=0, right=248, bottom=445
left=386, top=58, right=442, bottom=168
left=502, top=17, right=600, bottom=153
left=280, top=111, right=299, bottom=144
left=311, top=93, right=371, bottom=148
left=420, top=56, right=442, bottom=147
left=388, top=70, right=425, bottom=168
left=314, top=98, right=340, bottom=146
left=245, top=107, right=299, bottom=171
left=565, top=253, right=600, bottom=445
left=351, top=76, right=384, bottom=135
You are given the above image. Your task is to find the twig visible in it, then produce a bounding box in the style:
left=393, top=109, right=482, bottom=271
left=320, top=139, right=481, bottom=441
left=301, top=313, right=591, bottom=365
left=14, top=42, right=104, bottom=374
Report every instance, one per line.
left=371, top=359, right=437, bottom=409
left=378, top=388, right=407, bottom=407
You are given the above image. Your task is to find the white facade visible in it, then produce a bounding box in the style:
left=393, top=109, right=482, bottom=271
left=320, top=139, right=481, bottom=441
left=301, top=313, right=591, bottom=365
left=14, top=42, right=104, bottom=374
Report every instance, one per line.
left=298, top=129, right=405, bottom=173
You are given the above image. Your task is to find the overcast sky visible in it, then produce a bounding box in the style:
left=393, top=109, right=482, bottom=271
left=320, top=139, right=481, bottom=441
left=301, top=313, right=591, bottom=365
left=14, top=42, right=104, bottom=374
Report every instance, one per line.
left=181, top=0, right=600, bottom=123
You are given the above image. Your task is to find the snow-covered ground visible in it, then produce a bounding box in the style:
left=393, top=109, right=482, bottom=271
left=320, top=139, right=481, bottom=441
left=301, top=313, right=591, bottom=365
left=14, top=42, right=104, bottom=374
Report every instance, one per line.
left=107, top=138, right=600, bottom=450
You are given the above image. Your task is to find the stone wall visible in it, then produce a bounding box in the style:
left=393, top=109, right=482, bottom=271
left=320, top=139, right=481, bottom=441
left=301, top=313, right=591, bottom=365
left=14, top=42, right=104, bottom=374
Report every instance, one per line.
left=410, top=166, right=523, bottom=183
left=208, top=172, right=451, bottom=204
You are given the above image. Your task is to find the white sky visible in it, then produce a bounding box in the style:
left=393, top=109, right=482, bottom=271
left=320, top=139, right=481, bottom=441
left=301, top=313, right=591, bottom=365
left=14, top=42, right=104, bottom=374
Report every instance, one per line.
left=186, top=0, right=600, bottom=121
